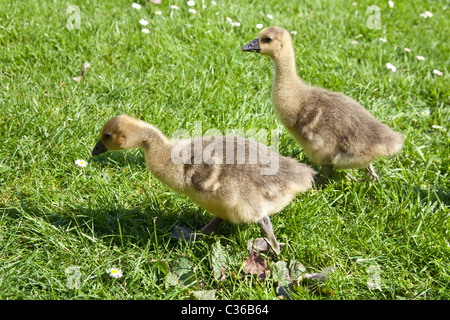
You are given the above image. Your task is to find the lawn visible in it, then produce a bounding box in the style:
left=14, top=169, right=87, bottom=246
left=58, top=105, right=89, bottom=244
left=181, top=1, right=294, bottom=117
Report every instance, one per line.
left=0, top=0, right=448, bottom=300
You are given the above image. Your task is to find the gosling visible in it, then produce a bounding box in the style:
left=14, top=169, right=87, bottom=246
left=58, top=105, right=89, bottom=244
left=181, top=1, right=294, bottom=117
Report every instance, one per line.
left=92, top=115, right=316, bottom=253
left=242, top=26, right=404, bottom=183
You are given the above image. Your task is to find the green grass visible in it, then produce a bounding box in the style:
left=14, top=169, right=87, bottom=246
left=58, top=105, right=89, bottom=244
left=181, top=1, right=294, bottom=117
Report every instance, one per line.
left=0, top=0, right=448, bottom=300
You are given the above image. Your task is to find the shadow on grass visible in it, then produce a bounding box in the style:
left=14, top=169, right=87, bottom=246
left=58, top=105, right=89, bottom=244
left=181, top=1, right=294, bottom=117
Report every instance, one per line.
left=10, top=191, right=237, bottom=250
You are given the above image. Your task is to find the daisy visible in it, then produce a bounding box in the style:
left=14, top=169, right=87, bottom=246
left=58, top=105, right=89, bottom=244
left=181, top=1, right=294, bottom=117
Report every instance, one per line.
left=189, top=8, right=196, bottom=13
left=74, top=159, right=87, bottom=167
left=187, top=0, right=195, bottom=6
left=171, top=5, right=180, bottom=10
left=388, top=1, right=394, bottom=8
left=256, top=23, right=263, bottom=29
left=351, top=40, right=358, bottom=44
left=386, top=63, right=397, bottom=72
left=267, top=14, right=273, bottom=19
left=422, top=110, right=430, bottom=116
left=420, top=11, right=433, bottom=18
left=231, top=22, right=241, bottom=27
left=155, top=10, right=162, bottom=15
left=290, top=31, right=297, bottom=35
left=432, top=125, right=443, bottom=129
left=433, top=69, right=443, bottom=76
left=141, top=28, right=150, bottom=33
left=107, top=268, right=123, bottom=279
left=404, top=48, right=411, bottom=52
left=132, top=3, right=141, bottom=10
left=139, top=19, right=148, bottom=26
left=416, top=55, right=425, bottom=61
left=379, top=37, right=387, bottom=43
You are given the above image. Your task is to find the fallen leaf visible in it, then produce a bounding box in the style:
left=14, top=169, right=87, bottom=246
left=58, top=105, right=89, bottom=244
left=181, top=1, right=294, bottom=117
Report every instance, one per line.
left=211, top=241, right=227, bottom=281
left=243, top=250, right=268, bottom=280
left=289, top=260, right=306, bottom=285
left=164, top=256, right=196, bottom=288
left=272, top=261, right=293, bottom=299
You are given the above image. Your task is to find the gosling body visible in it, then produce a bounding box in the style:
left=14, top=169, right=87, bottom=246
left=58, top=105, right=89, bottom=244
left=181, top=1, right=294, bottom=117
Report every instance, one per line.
left=242, top=26, right=404, bottom=181
left=92, top=115, right=316, bottom=252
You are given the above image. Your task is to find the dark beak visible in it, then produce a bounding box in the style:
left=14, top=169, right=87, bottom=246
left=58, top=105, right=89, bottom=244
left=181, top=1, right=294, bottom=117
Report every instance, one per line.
left=92, top=139, right=108, bottom=156
left=241, top=38, right=260, bottom=52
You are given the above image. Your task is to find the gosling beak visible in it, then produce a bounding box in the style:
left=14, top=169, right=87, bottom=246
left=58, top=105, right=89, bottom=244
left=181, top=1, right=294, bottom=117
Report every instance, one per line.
left=92, top=139, right=108, bottom=156
left=241, top=38, right=260, bottom=52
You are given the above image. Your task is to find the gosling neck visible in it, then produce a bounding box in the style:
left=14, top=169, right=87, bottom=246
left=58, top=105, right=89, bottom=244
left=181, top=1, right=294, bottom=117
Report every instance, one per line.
left=271, top=48, right=305, bottom=87
left=138, top=123, right=174, bottom=178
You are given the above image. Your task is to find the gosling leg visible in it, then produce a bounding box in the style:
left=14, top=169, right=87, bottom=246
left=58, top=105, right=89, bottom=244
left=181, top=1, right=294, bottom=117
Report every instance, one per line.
left=200, top=217, right=223, bottom=235
left=315, top=165, right=333, bottom=186
left=257, top=215, right=281, bottom=255
left=365, top=163, right=379, bottom=182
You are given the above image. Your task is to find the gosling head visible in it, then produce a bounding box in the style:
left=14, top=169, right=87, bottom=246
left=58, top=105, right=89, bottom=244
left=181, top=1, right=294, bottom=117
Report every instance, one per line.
left=92, top=115, right=138, bottom=156
left=241, top=26, right=292, bottom=59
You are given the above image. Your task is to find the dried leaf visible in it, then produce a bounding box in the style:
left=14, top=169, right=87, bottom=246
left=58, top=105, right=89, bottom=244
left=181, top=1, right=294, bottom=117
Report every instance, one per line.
left=243, top=250, right=268, bottom=280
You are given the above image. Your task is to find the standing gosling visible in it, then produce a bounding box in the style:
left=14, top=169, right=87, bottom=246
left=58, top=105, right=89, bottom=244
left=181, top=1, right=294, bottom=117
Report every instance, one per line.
left=242, top=26, right=404, bottom=182
left=92, top=115, right=316, bottom=253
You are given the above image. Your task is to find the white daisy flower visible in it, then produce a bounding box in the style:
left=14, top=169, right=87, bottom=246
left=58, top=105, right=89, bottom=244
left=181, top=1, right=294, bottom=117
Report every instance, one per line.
left=388, top=1, right=394, bottom=8
left=171, top=5, right=180, bottom=10
left=139, top=19, right=148, bottom=26
left=256, top=23, right=263, bottom=29
left=107, top=268, right=123, bottom=279
left=432, top=125, right=443, bottom=129
left=386, top=63, right=397, bottom=72
left=189, top=8, right=196, bottom=13
left=75, top=159, right=87, bottom=168
left=267, top=14, right=273, bottom=19
left=433, top=69, right=443, bottom=76
left=155, top=10, right=162, bottom=15
left=380, top=37, right=387, bottom=42
left=416, top=55, right=425, bottom=61
left=404, top=48, right=411, bottom=52
left=231, top=21, right=241, bottom=27
left=226, top=17, right=232, bottom=23
left=420, top=11, right=433, bottom=18
left=187, top=0, right=195, bottom=6
left=141, top=28, right=150, bottom=33
left=290, top=31, right=297, bottom=35
left=351, top=40, right=358, bottom=44
left=132, top=3, right=141, bottom=10
left=422, top=110, right=430, bottom=116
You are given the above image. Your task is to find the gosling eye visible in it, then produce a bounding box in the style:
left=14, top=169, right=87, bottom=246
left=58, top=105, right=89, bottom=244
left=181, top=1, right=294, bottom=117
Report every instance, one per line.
left=262, top=37, right=272, bottom=43
left=104, top=133, right=112, bottom=139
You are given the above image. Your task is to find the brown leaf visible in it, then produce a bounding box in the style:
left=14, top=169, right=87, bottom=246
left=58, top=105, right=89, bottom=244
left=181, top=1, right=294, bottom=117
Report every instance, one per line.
left=243, top=250, right=268, bottom=280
